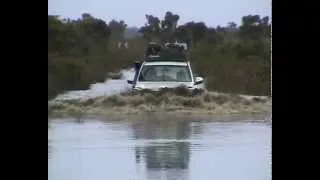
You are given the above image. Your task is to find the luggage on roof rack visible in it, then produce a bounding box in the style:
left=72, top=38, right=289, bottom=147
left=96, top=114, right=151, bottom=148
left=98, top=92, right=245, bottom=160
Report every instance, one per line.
left=144, top=41, right=187, bottom=62
left=164, top=42, right=188, bottom=51
left=145, top=42, right=162, bottom=57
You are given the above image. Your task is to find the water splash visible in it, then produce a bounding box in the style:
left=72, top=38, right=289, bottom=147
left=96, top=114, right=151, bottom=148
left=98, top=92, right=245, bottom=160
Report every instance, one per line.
left=54, top=68, right=135, bottom=101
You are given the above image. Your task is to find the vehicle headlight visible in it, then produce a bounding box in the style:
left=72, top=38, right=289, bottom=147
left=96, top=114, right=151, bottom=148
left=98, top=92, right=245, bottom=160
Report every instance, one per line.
left=134, top=85, right=144, bottom=90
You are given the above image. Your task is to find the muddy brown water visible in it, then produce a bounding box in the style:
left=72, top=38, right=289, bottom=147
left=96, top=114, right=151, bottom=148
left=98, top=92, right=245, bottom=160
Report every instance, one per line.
left=48, top=114, right=271, bottom=180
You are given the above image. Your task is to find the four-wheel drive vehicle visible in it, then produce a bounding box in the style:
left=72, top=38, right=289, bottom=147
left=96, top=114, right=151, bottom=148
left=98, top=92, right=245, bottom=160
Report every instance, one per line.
left=127, top=42, right=205, bottom=91
left=127, top=59, right=205, bottom=91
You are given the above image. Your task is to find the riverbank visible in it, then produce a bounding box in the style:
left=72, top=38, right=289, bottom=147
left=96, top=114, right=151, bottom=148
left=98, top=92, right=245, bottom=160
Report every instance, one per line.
left=48, top=87, right=271, bottom=117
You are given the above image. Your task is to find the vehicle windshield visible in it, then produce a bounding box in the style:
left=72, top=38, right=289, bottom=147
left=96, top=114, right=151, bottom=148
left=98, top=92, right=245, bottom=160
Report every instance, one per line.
left=138, top=65, right=192, bottom=82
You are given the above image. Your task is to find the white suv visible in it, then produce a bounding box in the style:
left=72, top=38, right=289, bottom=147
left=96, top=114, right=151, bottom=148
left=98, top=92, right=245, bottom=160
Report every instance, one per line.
left=127, top=58, right=205, bottom=91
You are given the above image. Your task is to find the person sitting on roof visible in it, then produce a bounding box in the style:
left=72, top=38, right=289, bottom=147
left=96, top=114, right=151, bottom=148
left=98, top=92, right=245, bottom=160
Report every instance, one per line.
left=145, top=43, right=162, bottom=57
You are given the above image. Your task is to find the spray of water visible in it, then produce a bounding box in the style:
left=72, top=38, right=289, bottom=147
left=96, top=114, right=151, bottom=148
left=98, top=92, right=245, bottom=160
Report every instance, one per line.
left=54, top=68, right=135, bottom=101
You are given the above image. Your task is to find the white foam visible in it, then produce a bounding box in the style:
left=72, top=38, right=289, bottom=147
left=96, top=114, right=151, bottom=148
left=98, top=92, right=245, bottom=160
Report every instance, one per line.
left=54, top=69, right=135, bottom=101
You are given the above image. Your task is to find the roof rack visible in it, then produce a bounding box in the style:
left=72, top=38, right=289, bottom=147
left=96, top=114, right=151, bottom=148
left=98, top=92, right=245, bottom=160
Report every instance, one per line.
left=164, top=41, right=188, bottom=51
left=144, top=42, right=187, bottom=62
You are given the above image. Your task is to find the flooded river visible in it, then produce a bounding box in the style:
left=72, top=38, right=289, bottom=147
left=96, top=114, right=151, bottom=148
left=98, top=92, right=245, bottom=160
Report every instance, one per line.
left=48, top=114, right=271, bottom=180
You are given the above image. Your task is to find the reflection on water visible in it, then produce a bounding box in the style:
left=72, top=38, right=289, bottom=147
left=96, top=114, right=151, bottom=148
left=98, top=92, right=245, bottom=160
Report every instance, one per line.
left=132, top=119, right=192, bottom=179
left=138, top=142, right=190, bottom=169
left=135, top=142, right=190, bottom=180
left=48, top=115, right=271, bottom=180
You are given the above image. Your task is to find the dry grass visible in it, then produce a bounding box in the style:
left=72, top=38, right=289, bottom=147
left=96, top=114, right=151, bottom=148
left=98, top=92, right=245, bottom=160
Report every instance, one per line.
left=48, top=86, right=271, bottom=116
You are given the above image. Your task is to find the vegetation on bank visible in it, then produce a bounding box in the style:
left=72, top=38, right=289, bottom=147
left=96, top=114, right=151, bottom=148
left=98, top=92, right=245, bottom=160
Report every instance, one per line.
left=48, top=12, right=271, bottom=100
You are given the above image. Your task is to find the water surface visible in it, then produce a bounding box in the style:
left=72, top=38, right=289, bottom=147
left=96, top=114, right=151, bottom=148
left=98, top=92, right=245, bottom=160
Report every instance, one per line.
left=48, top=115, right=271, bottom=180
left=54, top=69, right=134, bottom=101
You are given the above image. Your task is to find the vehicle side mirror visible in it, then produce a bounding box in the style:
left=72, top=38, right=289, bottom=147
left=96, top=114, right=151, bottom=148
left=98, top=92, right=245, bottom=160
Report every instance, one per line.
left=127, top=80, right=134, bottom=84
left=194, top=77, right=204, bottom=85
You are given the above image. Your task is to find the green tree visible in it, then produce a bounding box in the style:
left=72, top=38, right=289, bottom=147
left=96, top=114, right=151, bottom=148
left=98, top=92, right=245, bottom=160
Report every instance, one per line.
left=48, top=12, right=271, bottom=100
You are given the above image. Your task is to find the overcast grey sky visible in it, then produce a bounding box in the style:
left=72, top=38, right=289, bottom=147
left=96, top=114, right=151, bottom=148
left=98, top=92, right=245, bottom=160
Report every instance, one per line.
left=48, top=0, right=271, bottom=27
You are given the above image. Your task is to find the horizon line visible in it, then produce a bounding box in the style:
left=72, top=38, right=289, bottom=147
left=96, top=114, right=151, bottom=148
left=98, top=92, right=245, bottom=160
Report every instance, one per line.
left=48, top=13, right=271, bottom=28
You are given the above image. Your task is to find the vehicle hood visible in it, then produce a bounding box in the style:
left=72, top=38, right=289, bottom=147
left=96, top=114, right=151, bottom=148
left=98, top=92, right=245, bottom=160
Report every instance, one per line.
left=134, top=82, right=195, bottom=90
